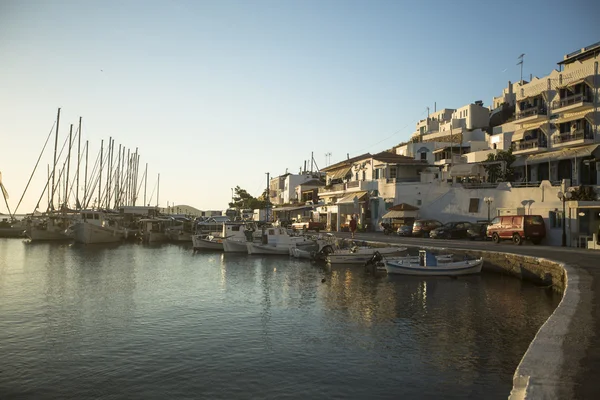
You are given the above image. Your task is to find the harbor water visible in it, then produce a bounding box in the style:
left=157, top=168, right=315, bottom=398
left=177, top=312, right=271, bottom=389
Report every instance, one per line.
left=0, top=239, right=560, bottom=399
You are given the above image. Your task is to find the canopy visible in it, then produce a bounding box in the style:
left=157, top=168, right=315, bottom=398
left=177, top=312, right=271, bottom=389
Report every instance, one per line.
left=512, top=144, right=600, bottom=167
left=382, top=209, right=417, bottom=219
left=329, top=166, right=352, bottom=181
left=449, top=163, right=485, bottom=177
left=512, top=129, right=526, bottom=142
left=337, top=191, right=367, bottom=204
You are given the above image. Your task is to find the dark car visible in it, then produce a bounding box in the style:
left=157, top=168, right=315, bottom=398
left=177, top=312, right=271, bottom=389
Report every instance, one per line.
left=396, top=225, right=413, bottom=237
left=412, top=219, right=442, bottom=238
left=467, top=223, right=488, bottom=240
left=429, top=221, right=473, bottom=239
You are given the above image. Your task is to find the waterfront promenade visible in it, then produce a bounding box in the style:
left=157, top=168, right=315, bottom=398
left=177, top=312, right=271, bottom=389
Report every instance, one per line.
left=335, top=232, right=600, bottom=399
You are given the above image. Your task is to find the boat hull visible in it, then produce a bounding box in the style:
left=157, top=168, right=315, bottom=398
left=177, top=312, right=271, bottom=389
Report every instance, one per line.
left=27, top=227, right=71, bottom=241
left=326, top=247, right=406, bottom=264
left=223, top=239, right=248, bottom=253
left=192, top=235, right=224, bottom=251
left=71, top=222, right=125, bottom=244
left=385, top=258, right=483, bottom=276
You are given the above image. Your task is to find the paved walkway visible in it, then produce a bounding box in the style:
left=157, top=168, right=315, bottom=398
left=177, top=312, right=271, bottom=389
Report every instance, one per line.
left=332, top=232, right=600, bottom=398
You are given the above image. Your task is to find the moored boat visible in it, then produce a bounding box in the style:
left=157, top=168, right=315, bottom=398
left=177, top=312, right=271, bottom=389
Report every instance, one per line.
left=192, top=234, right=225, bottom=251
left=381, top=250, right=483, bottom=276
left=69, top=210, right=127, bottom=244
left=246, top=226, right=319, bottom=256
left=314, top=244, right=407, bottom=264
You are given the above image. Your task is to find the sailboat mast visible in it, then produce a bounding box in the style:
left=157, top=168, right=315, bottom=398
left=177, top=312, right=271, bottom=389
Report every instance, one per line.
left=76, top=117, right=81, bottom=208
left=98, top=139, right=103, bottom=209
left=50, top=107, right=61, bottom=210
left=144, top=163, right=148, bottom=206
left=156, top=173, right=160, bottom=207
left=47, top=164, right=50, bottom=209
left=115, top=143, right=121, bottom=208
left=64, top=124, right=73, bottom=209
left=84, top=140, right=89, bottom=206
left=106, top=137, right=113, bottom=208
left=133, top=148, right=139, bottom=206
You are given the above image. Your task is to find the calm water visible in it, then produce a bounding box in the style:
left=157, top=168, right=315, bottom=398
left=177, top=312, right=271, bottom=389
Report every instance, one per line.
left=0, top=239, right=560, bottom=399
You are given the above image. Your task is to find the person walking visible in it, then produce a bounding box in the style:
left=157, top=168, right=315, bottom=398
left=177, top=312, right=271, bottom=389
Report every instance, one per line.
left=349, top=215, right=357, bottom=239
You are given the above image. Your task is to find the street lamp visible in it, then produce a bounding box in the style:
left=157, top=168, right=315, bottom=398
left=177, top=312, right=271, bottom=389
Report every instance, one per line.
left=483, top=197, right=494, bottom=223
left=557, top=191, right=572, bottom=247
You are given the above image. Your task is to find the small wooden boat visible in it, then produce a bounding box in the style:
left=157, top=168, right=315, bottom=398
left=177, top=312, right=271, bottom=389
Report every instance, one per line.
left=314, top=244, right=407, bottom=265
left=376, top=250, right=483, bottom=276
left=192, top=234, right=224, bottom=251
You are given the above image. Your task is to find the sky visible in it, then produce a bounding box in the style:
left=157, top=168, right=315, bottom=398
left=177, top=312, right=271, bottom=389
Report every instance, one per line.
left=1, top=0, right=598, bottom=214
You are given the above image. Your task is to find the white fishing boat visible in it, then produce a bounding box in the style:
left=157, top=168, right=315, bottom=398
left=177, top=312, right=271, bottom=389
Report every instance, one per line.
left=314, top=244, right=407, bottom=265
left=138, top=218, right=171, bottom=243
left=192, top=234, right=224, bottom=251
left=222, top=222, right=261, bottom=253
left=26, top=213, right=76, bottom=241
left=381, top=250, right=483, bottom=276
left=246, top=226, right=319, bottom=256
left=69, top=210, right=127, bottom=244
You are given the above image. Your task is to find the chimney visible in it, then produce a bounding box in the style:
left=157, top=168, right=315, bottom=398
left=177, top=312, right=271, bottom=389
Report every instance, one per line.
left=530, top=73, right=532, bottom=81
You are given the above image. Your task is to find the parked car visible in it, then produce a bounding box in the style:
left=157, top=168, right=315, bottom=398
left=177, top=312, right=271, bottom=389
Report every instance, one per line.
left=429, top=221, right=473, bottom=239
left=396, top=225, right=413, bottom=237
left=412, top=219, right=442, bottom=238
left=467, top=223, right=488, bottom=241
left=486, top=215, right=546, bottom=245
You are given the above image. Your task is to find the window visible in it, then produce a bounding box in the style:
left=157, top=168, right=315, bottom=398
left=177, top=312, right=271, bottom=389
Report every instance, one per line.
left=362, top=171, right=366, bottom=181
left=374, top=169, right=380, bottom=179
left=417, top=199, right=422, bottom=206
left=390, top=167, right=397, bottom=179
left=468, top=198, right=480, bottom=213
left=355, top=173, right=359, bottom=181
left=549, top=211, right=562, bottom=228
left=420, top=152, right=427, bottom=160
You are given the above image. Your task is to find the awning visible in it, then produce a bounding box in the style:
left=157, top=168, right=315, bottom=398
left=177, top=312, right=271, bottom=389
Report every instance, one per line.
left=449, top=163, right=484, bottom=177
left=511, top=144, right=600, bottom=167
left=555, top=110, right=590, bottom=125
left=512, top=129, right=526, bottom=141
left=337, top=191, right=368, bottom=204
left=557, top=77, right=586, bottom=89
left=272, top=205, right=312, bottom=213
left=329, top=166, right=352, bottom=181
left=382, top=210, right=417, bottom=219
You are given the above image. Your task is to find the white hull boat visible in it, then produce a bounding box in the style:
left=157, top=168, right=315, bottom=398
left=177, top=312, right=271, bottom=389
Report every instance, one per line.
left=315, top=244, right=407, bottom=264
left=223, top=239, right=248, bottom=253
left=246, top=226, right=318, bottom=256
left=192, top=235, right=224, bottom=251
left=382, top=250, right=483, bottom=276
left=71, top=221, right=125, bottom=244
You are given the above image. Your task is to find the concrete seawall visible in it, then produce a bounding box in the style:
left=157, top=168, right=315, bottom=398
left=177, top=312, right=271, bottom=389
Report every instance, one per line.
left=365, top=239, right=589, bottom=399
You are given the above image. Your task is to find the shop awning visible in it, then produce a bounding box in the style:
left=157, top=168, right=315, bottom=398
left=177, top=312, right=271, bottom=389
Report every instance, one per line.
left=337, top=191, right=368, bottom=204
left=328, top=166, right=352, bottom=181
left=512, top=144, right=600, bottom=167
left=382, top=210, right=417, bottom=219
left=512, top=129, right=526, bottom=142
left=449, top=163, right=485, bottom=177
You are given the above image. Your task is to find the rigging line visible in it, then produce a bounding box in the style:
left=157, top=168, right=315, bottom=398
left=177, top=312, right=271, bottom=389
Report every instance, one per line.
left=352, top=108, right=429, bottom=154
left=14, top=121, right=56, bottom=215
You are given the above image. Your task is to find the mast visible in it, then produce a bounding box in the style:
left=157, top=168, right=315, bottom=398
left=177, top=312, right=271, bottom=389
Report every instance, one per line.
left=76, top=117, right=81, bottom=209
left=156, top=173, right=160, bottom=207
left=47, top=164, right=50, bottom=209
left=50, top=107, right=61, bottom=211
left=106, top=137, right=113, bottom=208
left=98, top=139, right=103, bottom=209
left=84, top=140, right=89, bottom=206
left=144, top=163, right=148, bottom=206
left=64, top=124, right=73, bottom=210
left=133, top=148, right=138, bottom=206
left=115, top=143, right=121, bottom=208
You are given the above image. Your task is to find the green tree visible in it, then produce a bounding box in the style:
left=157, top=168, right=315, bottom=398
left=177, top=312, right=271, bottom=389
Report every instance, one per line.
left=228, top=186, right=268, bottom=210
left=483, top=149, right=516, bottom=183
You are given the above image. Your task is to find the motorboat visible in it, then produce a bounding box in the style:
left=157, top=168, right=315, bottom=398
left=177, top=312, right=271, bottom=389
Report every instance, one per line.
left=222, top=222, right=261, bottom=253
left=26, top=212, right=76, bottom=241
left=314, top=244, right=407, bottom=265
left=138, top=218, right=171, bottom=243
left=0, top=218, right=26, bottom=238
left=246, top=226, right=319, bottom=255
left=166, top=216, right=194, bottom=243
left=378, top=250, right=483, bottom=276
left=192, top=234, right=225, bottom=251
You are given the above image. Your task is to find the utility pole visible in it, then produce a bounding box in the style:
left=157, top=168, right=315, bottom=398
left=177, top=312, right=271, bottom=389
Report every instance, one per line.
left=265, top=172, right=270, bottom=222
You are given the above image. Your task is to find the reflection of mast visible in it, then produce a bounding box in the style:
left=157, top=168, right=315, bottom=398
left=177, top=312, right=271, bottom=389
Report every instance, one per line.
left=261, top=263, right=272, bottom=350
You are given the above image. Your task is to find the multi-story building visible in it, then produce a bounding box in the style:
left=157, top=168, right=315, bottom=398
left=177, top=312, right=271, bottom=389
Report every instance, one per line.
left=316, top=152, right=428, bottom=231
left=269, top=171, right=325, bottom=205
left=509, top=42, right=600, bottom=185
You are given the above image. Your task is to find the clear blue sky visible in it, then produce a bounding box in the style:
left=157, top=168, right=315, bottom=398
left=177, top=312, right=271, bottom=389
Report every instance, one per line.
left=1, top=0, right=598, bottom=213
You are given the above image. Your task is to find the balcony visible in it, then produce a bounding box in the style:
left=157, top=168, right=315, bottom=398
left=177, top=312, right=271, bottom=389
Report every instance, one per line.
left=512, top=139, right=548, bottom=155
left=318, top=180, right=377, bottom=195
left=552, top=129, right=595, bottom=148
left=552, top=93, right=593, bottom=113
left=516, top=105, right=547, bottom=122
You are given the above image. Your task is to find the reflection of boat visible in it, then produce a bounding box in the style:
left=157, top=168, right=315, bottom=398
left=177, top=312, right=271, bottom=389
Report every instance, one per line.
left=192, top=234, right=224, bottom=251
left=381, top=250, right=483, bottom=276
left=315, top=244, right=407, bottom=264
left=246, top=226, right=318, bottom=255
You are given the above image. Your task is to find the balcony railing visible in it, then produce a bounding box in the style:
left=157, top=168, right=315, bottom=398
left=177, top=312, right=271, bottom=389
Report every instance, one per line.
left=512, top=139, right=547, bottom=152
left=346, top=181, right=360, bottom=188
left=553, top=129, right=593, bottom=144
left=516, top=106, right=547, bottom=120
left=552, top=93, right=591, bottom=109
